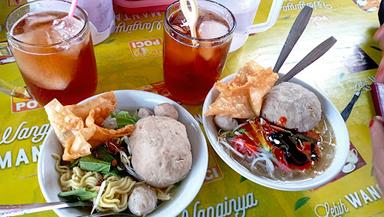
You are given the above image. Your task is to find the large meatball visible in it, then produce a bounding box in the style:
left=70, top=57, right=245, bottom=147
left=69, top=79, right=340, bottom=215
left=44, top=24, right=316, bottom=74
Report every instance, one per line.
left=128, top=185, right=157, bottom=216
left=261, top=82, right=322, bottom=132
left=129, top=116, right=192, bottom=188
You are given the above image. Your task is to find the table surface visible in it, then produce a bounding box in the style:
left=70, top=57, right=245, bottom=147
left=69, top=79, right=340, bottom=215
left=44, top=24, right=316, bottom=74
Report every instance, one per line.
left=0, top=0, right=383, bottom=216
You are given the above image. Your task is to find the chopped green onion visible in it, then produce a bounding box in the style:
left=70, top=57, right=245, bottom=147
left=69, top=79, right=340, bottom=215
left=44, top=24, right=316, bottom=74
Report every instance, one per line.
left=111, top=111, right=139, bottom=128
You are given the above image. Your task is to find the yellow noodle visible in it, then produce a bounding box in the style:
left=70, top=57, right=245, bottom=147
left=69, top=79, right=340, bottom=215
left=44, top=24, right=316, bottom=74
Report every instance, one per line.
left=52, top=154, right=174, bottom=213
left=97, top=176, right=136, bottom=212
left=52, top=154, right=70, bottom=173
left=156, top=185, right=173, bottom=201
left=53, top=154, right=101, bottom=192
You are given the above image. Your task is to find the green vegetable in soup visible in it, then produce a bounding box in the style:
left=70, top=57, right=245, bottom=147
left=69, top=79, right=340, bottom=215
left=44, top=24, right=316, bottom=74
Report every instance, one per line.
left=79, top=156, right=111, bottom=174
left=68, top=158, right=80, bottom=168
left=104, top=167, right=121, bottom=177
left=111, top=111, right=139, bottom=128
left=93, top=146, right=116, bottom=162
left=58, top=188, right=97, bottom=201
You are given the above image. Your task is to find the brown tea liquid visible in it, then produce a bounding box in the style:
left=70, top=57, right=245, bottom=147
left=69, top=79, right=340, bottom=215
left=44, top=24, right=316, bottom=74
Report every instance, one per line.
left=11, top=11, right=97, bottom=105
left=163, top=9, right=231, bottom=105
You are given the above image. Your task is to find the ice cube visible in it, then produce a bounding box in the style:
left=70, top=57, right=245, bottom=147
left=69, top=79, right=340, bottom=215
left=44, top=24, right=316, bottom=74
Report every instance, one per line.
left=24, top=13, right=57, bottom=29
left=197, top=20, right=229, bottom=39
left=51, top=16, right=84, bottom=42
left=198, top=47, right=215, bottom=61
left=13, top=31, right=35, bottom=44
left=13, top=28, right=53, bottom=45
left=12, top=45, right=80, bottom=90
left=18, top=56, right=77, bottom=90
left=9, top=14, right=85, bottom=90
left=12, top=13, right=55, bottom=45
left=12, top=14, right=83, bottom=46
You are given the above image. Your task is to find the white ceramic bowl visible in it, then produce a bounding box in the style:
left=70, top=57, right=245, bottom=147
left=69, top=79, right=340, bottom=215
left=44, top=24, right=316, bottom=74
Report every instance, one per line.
left=202, top=74, right=349, bottom=191
left=38, top=90, right=208, bottom=216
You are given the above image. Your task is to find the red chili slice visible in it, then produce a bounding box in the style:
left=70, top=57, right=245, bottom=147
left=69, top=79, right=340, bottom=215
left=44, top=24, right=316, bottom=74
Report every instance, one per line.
left=279, top=116, right=287, bottom=127
left=272, top=147, right=288, bottom=167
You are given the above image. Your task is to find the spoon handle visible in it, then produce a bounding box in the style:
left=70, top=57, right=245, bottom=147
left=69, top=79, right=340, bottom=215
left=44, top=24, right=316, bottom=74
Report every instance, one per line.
left=180, top=0, right=199, bottom=38
left=0, top=201, right=89, bottom=216
left=277, top=36, right=337, bottom=84
left=273, top=6, right=313, bottom=73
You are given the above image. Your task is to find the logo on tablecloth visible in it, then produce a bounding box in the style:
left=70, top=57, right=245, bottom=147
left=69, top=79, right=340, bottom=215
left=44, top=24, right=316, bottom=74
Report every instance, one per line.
left=312, top=184, right=382, bottom=216
left=11, top=97, right=42, bottom=113
left=205, top=148, right=224, bottom=184
left=128, top=38, right=162, bottom=58
left=282, top=0, right=333, bottom=11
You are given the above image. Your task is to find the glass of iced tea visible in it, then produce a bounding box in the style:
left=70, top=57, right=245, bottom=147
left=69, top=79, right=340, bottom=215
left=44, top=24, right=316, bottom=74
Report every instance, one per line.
left=163, top=0, right=236, bottom=105
left=5, top=0, right=97, bottom=105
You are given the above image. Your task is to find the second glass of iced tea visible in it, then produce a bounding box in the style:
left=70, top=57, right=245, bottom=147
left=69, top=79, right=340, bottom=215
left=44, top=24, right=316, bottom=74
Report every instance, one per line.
left=163, top=0, right=236, bottom=105
left=6, top=0, right=97, bottom=105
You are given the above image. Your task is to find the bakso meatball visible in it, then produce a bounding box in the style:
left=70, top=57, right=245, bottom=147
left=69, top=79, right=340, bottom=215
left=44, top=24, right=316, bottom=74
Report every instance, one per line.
left=154, top=103, right=179, bottom=120
left=128, top=185, right=157, bottom=216
left=261, top=82, right=322, bottom=132
left=214, top=115, right=238, bottom=131
left=129, top=116, right=192, bottom=188
left=138, top=107, right=153, bottom=118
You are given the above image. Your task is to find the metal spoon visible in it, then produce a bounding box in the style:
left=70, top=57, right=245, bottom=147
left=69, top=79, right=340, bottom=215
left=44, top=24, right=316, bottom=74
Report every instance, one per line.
left=272, top=6, right=337, bottom=84
left=276, top=36, right=337, bottom=84
left=0, top=201, right=91, bottom=216
left=273, top=6, right=313, bottom=73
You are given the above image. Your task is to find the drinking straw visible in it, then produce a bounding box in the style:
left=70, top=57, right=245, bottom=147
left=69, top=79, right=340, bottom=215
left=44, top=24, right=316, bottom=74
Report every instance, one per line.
left=68, top=0, right=78, bottom=17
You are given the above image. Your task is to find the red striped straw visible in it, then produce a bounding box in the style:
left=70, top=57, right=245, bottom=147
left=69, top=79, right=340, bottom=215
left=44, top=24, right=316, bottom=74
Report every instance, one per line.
left=68, top=0, right=78, bottom=17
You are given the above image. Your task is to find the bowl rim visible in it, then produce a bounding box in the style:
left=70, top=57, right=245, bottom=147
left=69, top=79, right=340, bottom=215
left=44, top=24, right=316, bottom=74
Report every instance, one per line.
left=202, top=74, right=350, bottom=191
left=38, top=89, right=209, bottom=216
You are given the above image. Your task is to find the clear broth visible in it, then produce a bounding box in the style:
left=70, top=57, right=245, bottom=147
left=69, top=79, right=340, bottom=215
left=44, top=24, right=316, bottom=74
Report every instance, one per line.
left=226, top=117, right=336, bottom=181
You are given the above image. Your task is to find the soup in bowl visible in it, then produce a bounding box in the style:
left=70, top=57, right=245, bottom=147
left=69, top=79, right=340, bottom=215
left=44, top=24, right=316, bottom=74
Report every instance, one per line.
left=202, top=61, right=349, bottom=191
left=38, top=90, right=208, bottom=216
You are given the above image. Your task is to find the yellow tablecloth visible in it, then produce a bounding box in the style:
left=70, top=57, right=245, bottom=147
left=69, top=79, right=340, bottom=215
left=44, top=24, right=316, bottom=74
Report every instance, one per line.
left=0, top=0, right=383, bottom=216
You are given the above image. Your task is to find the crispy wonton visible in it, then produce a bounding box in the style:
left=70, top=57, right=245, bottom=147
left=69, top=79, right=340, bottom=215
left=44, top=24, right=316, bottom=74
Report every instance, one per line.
left=45, top=99, right=92, bottom=161
left=44, top=92, right=135, bottom=161
left=85, top=109, right=135, bottom=146
left=206, top=61, right=278, bottom=118
left=66, top=92, right=116, bottom=125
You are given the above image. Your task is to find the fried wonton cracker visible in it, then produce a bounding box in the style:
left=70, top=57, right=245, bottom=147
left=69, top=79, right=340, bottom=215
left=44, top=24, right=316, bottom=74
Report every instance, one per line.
left=206, top=94, right=254, bottom=118
left=85, top=109, right=135, bottom=146
left=66, top=92, right=116, bottom=125
left=62, top=130, right=93, bottom=161
left=45, top=99, right=92, bottom=161
left=247, top=66, right=278, bottom=116
left=44, top=92, right=135, bottom=161
left=205, top=61, right=278, bottom=118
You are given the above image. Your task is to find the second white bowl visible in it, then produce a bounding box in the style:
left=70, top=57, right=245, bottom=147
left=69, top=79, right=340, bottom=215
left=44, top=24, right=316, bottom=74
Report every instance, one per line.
left=202, top=74, right=349, bottom=191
